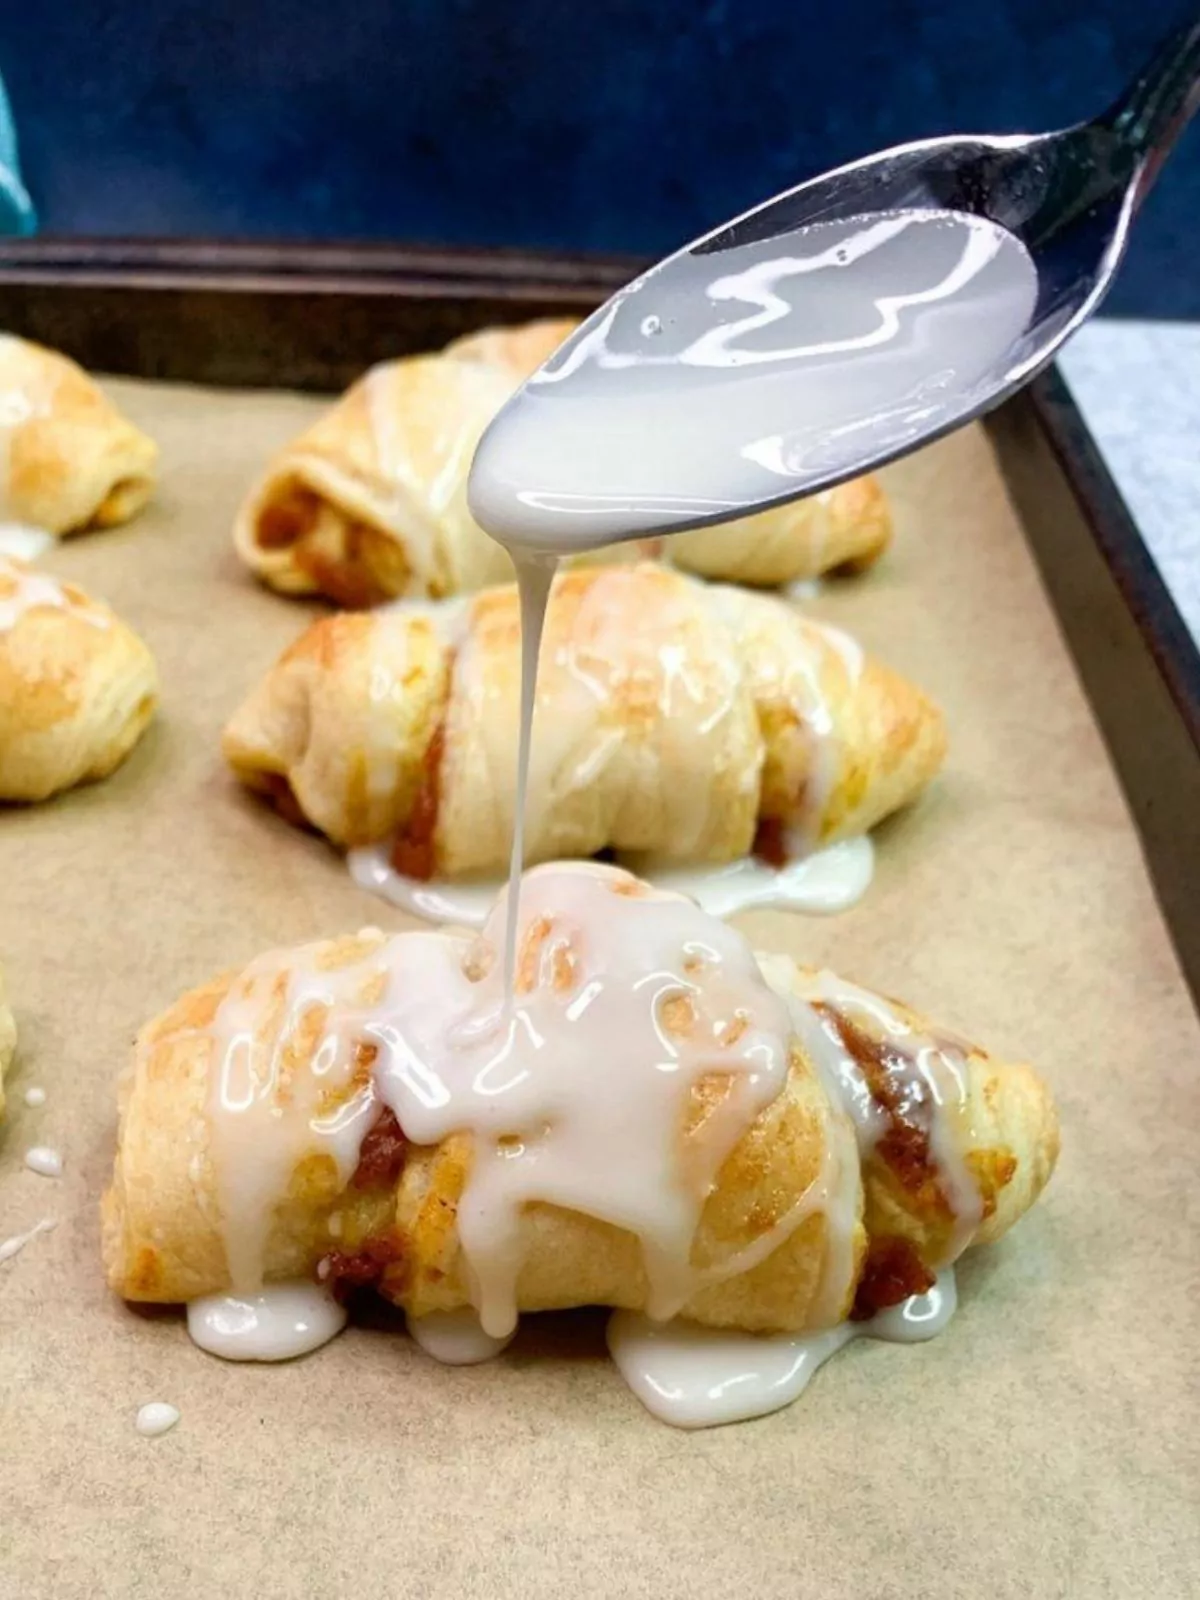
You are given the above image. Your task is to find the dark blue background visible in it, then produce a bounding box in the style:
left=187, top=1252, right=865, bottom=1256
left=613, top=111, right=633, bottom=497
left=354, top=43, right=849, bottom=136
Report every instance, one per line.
left=2, top=1, right=1195, bottom=315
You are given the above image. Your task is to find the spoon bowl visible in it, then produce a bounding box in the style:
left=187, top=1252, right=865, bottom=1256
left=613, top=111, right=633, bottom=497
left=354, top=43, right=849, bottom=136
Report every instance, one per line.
left=469, top=16, right=1200, bottom=551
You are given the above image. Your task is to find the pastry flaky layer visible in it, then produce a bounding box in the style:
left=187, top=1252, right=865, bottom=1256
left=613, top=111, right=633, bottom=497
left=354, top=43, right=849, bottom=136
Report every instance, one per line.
left=102, top=866, right=1058, bottom=1332
left=0, top=334, right=157, bottom=535
left=231, top=317, right=891, bottom=605
left=0, top=556, right=158, bottom=801
left=0, top=963, right=14, bottom=1120
left=222, top=563, right=946, bottom=873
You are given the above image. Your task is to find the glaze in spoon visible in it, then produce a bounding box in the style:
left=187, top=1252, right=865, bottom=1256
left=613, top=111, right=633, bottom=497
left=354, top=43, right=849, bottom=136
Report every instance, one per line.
left=470, top=15, right=1200, bottom=549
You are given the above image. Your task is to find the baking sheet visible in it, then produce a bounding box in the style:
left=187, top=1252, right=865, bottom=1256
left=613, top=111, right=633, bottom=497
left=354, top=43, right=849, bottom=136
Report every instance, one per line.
left=1, top=376, right=1198, bottom=1599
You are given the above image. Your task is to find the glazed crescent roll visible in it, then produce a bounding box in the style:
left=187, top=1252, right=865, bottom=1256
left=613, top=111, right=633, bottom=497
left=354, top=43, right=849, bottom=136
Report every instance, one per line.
left=232, top=318, right=890, bottom=605
left=0, top=334, right=157, bottom=535
left=102, top=863, right=1058, bottom=1334
left=223, top=563, right=945, bottom=875
left=0, top=555, right=158, bottom=801
left=232, top=319, right=584, bottom=608
left=0, top=964, right=14, bottom=1120
left=668, top=475, right=892, bottom=586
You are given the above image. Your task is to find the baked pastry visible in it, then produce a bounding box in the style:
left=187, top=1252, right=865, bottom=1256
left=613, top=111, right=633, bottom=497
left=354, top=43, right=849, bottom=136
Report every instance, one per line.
left=231, top=320, right=573, bottom=607
left=222, top=563, right=945, bottom=874
left=232, top=319, right=890, bottom=605
left=668, top=476, right=891, bottom=586
left=0, top=334, right=157, bottom=535
left=0, top=963, right=14, bottom=1120
left=0, top=555, right=158, bottom=801
left=102, top=862, right=1058, bottom=1336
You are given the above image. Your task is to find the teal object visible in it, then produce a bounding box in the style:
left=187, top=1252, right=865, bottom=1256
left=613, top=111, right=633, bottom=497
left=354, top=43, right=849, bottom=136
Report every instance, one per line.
left=0, top=73, right=36, bottom=236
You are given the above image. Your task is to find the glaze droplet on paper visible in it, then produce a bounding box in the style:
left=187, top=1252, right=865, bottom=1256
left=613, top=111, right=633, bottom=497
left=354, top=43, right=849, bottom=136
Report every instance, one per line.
left=186, top=1282, right=347, bottom=1362
left=23, top=1086, right=46, bottom=1108
left=407, top=1308, right=516, bottom=1366
left=24, top=1145, right=62, bottom=1178
left=0, top=1217, right=56, bottom=1265
left=135, top=1402, right=180, bottom=1438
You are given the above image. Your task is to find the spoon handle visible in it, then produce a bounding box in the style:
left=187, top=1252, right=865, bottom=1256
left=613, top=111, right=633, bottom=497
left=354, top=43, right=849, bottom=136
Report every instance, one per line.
left=1103, top=12, right=1200, bottom=204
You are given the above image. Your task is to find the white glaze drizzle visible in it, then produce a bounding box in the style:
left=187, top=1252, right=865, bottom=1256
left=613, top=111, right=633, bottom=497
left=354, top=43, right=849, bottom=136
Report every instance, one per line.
left=814, top=621, right=865, bottom=684
left=784, top=576, right=821, bottom=602
left=187, top=1282, right=347, bottom=1361
left=364, top=363, right=441, bottom=587
left=24, top=1145, right=62, bottom=1178
left=196, top=867, right=984, bottom=1420
left=0, top=523, right=53, bottom=562
left=406, top=1307, right=515, bottom=1365
left=762, top=959, right=984, bottom=1266
left=203, top=862, right=799, bottom=1340
left=607, top=1268, right=957, bottom=1428
left=504, top=549, right=558, bottom=991
left=347, top=844, right=499, bottom=926
left=347, top=836, right=874, bottom=927
left=206, top=947, right=384, bottom=1291
left=0, top=555, right=109, bottom=635
left=709, top=588, right=855, bottom=848
left=135, top=1402, right=180, bottom=1437
left=630, top=835, right=873, bottom=918
left=377, top=592, right=470, bottom=647
left=0, top=1216, right=56, bottom=1265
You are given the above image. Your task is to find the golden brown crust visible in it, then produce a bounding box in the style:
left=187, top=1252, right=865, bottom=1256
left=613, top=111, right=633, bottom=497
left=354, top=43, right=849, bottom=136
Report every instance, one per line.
left=224, top=564, right=945, bottom=870
left=670, top=476, right=893, bottom=586
left=222, top=603, right=451, bottom=849
left=0, top=335, right=157, bottom=535
left=0, top=558, right=158, bottom=801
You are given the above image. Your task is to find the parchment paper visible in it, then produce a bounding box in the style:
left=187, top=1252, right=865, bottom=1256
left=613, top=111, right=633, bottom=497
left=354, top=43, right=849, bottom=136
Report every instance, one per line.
left=1, top=376, right=1197, bottom=1600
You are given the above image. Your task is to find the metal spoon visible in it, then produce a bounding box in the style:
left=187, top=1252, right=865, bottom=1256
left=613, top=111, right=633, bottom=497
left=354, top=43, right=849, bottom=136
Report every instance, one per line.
left=471, top=13, right=1200, bottom=546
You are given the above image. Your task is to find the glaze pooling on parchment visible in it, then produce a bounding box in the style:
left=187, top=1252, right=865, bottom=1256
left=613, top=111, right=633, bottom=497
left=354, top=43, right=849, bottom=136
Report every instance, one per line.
left=350, top=833, right=875, bottom=927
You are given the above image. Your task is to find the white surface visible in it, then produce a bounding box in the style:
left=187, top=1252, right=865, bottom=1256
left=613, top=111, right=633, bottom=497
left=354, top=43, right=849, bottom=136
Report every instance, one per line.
left=1059, top=318, right=1200, bottom=644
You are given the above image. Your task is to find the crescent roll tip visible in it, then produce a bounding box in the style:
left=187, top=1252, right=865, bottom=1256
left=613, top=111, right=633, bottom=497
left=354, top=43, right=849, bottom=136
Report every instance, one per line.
left=0, top=334, right=158, bottom=537
left=0, top=556, right=159, bottom=802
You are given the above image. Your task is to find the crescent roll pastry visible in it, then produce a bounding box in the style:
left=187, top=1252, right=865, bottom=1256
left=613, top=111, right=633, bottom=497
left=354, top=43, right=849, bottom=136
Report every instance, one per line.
left=0, top=555, right=158, bottom=801
left=0, top=334, right=157, bottom=535
left=232, top=318, right=891, bottom=605
left=668, top=475, right=892, bottom=586
left=233, top=344, right=534, bottom=607
left=102, top=863, right=1058, bottom=1337
left=0, top=964, right=14, bottom=1120
left=222, top=563, right=946, bottom=875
